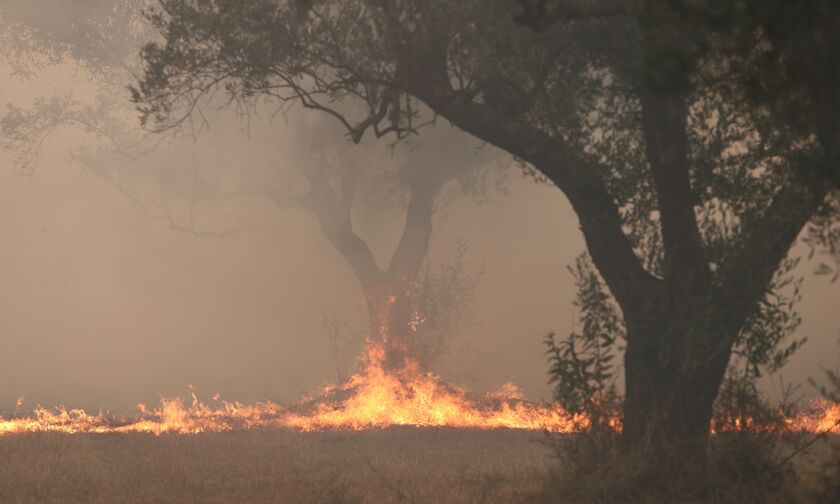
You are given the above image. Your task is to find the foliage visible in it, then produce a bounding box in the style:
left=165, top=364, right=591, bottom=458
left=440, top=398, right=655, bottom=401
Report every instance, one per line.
left=733, top=257, right=806, bottom=379
left=804, top=192, right=840, bottom=283
left=0, top=0, right=147, bottom=77
left=548, top=251, right=805, bottom=423
left=0, top=0, right=202, bottom=232
left=544, top=254, right=621, bottom=430
left=710, top=255, right=806, bottom=432
left=407, top=240, right=481, bottom=370
left=0, top=92, right=137, bottom=175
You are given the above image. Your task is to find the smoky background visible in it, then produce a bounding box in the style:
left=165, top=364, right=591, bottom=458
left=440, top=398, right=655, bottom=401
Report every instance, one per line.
left=0, top=0, right=837, bottom=415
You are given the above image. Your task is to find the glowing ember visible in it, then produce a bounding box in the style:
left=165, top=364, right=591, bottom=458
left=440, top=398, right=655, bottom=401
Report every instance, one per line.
left=0, top=343, right=837, bottom=436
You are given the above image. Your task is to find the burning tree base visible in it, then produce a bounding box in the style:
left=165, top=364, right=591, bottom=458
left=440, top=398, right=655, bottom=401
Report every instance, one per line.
left=281, top=354, right=580, bottom=432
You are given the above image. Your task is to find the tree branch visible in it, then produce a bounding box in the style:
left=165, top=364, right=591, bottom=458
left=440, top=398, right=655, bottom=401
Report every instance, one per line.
left=639, top=91, right=710, bottom=289
left=253, top=158, right=385, bottom=287
left=387, top=166, right=450, bottom=285
left=720, top=169, right=826, bottom=336
left=306, top=168, right=387, bottom=288
left=398, top=43, right=659, bottom=313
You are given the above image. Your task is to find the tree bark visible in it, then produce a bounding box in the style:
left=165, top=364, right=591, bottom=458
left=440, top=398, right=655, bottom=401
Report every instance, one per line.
left=621, top=304, right=734, bottom=460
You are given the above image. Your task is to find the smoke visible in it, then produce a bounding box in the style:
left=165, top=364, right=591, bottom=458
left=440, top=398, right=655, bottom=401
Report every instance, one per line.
left=0, top=10, right=837, bottom=415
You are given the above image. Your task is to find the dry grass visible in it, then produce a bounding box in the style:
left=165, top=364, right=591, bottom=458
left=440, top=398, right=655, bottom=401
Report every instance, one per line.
left=0, top=428, right=553, bottom=504
left=536, top=431, right=840, bottom=504
left=1, top=429, right=836, bottom=504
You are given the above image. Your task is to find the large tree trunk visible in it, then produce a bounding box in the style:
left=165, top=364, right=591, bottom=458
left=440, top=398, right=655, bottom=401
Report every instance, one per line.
left=620, top=302, right=736, bottom=462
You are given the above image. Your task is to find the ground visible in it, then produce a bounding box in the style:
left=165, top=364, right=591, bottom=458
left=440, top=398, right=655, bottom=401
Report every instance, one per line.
left=0, top=428, right=553, bottom=504
left=0, top=429, right=836, bottom=503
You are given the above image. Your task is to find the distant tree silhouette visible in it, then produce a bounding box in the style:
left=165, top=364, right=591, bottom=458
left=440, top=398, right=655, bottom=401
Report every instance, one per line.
left=245, top=114, right=493, bottom=370
left=0, top=1, right=494, bottom=372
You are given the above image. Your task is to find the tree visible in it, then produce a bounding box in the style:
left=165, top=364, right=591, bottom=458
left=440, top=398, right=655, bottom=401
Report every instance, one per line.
left=130, top=0, right=840, bottom=461
left=0, top=0, right=154, bottom=175
left=1, top=0, right=496, bottom=373
left=244, top=112, right=494, bottom=371
left=0, top=0, right=145, bottom=77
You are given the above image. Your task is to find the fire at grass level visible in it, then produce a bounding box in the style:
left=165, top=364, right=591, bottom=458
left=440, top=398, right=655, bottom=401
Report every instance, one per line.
left=0, top=344, right=838, bottom=436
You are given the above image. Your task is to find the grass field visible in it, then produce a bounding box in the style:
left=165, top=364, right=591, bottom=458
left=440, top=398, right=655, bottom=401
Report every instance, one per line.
left=0, top=428, right=553, bottom=504
left=0, top=429, right=836, bottom=503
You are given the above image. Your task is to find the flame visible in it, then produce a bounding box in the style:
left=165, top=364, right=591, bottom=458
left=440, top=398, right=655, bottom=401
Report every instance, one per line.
left=0, top=345, right=840, bottom=435
left=281, top=343, right=581, bottom=432
left=0, top=394, right=288, bottom=436
left=785, top=400, right=840, bottom=434
left=0, top=342, right=581, bottom=435
left=0, top=343, right=837, bottom=437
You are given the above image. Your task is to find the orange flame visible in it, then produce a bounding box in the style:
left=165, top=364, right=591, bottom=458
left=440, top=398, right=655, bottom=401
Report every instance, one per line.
left=0, top=342, right=582, bottom=435
left=0, top=343, right=837, bottom=436
left=281, top=343, right=581, bottom=432
left=785, top=400, right=840, bottom=434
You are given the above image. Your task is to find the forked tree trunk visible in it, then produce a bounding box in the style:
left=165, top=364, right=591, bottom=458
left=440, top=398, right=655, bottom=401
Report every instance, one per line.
left=276, top=153, right=448, bottom=374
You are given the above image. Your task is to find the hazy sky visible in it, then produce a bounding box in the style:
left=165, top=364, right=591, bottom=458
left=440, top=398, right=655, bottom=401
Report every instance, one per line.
left=0, top=52, right=838, bottom=415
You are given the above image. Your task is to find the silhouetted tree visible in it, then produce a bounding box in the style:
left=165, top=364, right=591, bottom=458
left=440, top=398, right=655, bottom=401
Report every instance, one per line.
left=130, top=0, right=840, bottom=462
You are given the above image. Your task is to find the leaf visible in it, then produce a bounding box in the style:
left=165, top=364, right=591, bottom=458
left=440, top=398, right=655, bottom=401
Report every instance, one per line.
left=814, top=262, right=834, bottom=276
